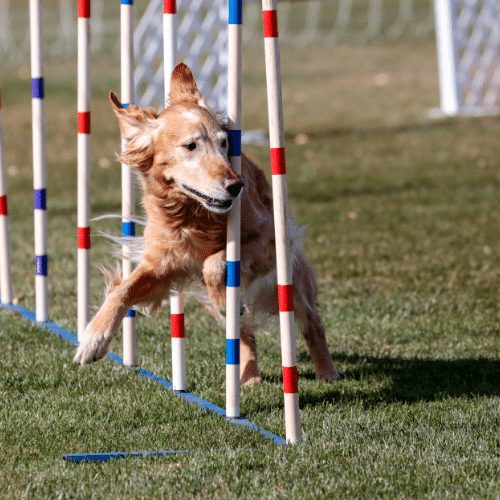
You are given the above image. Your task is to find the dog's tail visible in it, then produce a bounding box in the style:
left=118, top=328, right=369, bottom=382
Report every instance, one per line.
left=92, top=214, right=146, bottom=264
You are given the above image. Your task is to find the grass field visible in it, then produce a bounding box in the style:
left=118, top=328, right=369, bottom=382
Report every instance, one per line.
left=1, top=39, right=499, bottom=498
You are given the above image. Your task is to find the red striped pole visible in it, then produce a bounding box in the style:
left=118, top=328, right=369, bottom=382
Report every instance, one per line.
left=163, top=0, right=186, bottom=391
left=77, top=0, right=91, bottom=339
left=261, top=0, right=301, bottom=443
left=30, top=0, right=48, bottom=322
left=0, top=94, right=13, bottom=305
left=120, top=0, right=137, bottom=366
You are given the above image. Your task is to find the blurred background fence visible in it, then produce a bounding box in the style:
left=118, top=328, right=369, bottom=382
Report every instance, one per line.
left=0, top=0, right=498, bottom=115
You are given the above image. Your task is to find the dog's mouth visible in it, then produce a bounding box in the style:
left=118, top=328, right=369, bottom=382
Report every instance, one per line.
left=181, top=184, right=233, bottom=213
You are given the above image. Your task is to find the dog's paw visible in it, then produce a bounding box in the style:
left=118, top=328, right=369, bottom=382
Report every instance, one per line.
left=73, top=326, right=112, bottom=365
left=241, top=375, right=261, bottom=387
left=316, top=369, right=343, bottom=381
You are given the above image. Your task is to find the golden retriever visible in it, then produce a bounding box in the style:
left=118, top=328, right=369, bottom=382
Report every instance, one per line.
left=74, top=63, right=339, bottom=385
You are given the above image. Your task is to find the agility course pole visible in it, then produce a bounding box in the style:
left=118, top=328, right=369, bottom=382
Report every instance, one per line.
left=261, top=0, right=301, bottom=443
left=163, top=0, right=186, bottom=391
left=120, top=0, right=137, bottom=366
left=225, top=0, right=243, bottom=419
left=29, top=0, right=48, bottom=323
left=77, top=0, right=91, bottom=340
left=0, top=94, right=13, bottom=305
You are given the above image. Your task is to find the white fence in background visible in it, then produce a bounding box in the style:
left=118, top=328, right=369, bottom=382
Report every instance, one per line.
left=134, top=0, right=227, bottom=111
left=434, top=0, right=499, bottom=116
left=0, top=0, right=497, bottom=116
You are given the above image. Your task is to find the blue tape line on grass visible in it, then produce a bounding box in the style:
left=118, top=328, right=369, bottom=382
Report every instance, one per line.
left=64, top=449, right=191, bottom=463
left=0, top=303, right=286, bottom=448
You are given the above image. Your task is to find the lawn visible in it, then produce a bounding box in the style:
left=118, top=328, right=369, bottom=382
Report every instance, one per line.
left=1, top=35, right=499, bottom=498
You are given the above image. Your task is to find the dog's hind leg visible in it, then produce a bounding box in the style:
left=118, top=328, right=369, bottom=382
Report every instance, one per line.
left=74, top=263, right=169, bottom=365
left=240, top=314, right=261, bottom=386
left=293, top=254, right=340, bottom=381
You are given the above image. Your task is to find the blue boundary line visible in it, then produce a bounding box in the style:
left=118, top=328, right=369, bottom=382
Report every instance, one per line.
left=1, top=303, right=286, bottom=460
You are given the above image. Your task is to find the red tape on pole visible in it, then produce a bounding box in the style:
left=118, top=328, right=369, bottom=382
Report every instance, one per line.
left=78, top=0, right=90, bottom=18
left=270, top=147, right=286, bottom=175
left=163, top=0, right=176, bottom=14
left=282, top=366, right=298, bottom=393
left=171, top=313, right=185, bottom=338
left=77, top=112, right=91, bottom=134
left=262, top=10, right=278, bottom=38
left=77, top=227, right=91, bottom=249
left=0, top=195, right=8, bottom=215
left=277, top=284, right=294, bottom=312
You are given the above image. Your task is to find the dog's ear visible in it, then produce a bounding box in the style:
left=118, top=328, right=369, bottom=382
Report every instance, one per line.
left=168, top=63, right=207, bottom=107
left=109, top=91, right=159, bottom=174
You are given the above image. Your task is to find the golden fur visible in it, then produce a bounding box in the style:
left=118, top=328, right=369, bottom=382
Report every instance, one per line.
left=74, top=63, right=339, bottom=385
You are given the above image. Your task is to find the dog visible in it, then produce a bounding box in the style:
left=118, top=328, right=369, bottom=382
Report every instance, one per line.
left=74, top=63, right=340, bottom=385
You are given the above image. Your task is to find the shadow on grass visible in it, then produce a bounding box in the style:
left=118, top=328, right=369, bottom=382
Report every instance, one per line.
left=259, top=352, right=499, bottom=411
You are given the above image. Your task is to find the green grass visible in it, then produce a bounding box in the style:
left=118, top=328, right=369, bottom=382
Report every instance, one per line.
left=1, top=41, right=499, bottom=498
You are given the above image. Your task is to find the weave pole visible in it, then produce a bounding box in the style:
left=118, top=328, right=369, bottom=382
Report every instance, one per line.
left=0, top=94, right=13, bottom=305
left=261, top=0, right=301, bottom=443
left=29, top=0, right=48, bottom=323
left=163, top=0, right=186, bottom=391
left=225, top=0, right=243, bottom=419
left=120, top=0, right=137, bottom=366
left=77, top=0, right=91, bottom=340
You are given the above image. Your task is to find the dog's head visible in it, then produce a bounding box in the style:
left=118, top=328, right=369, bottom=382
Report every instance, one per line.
left=110, top=63, right=243, bottom=214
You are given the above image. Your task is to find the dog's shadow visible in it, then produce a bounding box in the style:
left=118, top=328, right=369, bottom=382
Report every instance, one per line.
left=257, top=352, right=499, bottom=411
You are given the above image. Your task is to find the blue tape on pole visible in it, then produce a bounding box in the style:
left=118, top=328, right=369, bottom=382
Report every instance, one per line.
left=227, top=130, right=241, bottom=157
left=125, top=308, right=136, bottom=318
left=0, top=303, right=286, bottom=447
left=35, top=255, right=48, bottom=276
left=226, top=261, right=240, bottom=287
left=120, top=0, right=134, bottom=5
left=226, top=338, right=240, bottom=365
left=228, top=0, right=243, bottom=24
left=120, top=102, right=130, bottom=108
left=122, top=221, right=135, bottom=236
left=31, top=77, right=44, bottom=99
left=34, top=189, right=46, bottom=210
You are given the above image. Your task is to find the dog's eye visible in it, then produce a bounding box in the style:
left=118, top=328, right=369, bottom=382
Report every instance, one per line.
left=184, top=142, right=197, bottom=151
left=221, top=138, right=228, bottom=149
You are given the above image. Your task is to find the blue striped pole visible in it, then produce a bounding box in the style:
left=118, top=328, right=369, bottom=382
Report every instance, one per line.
left=120, top=0, right=137, bottom=366
left=30, top=0, right=48, bottom=322
left=226, top=0, right=243, bottom=418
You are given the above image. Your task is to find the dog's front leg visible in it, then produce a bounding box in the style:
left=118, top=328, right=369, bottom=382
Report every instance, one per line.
left=74, top=263, right=167, bottom=365
left=202, top=250, right=227, bottom=314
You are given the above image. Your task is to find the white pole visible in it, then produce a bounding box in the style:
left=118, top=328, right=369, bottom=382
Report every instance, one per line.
left=121, top=0, right=137, bottom=366
left=77, top=0, right=91, bottom=339
left=433, top=0, right=461, bottom=116
left=225, top=0, right=243, bottom=419
left=0, top=94, right=13, bottom=305
left=163, top=0, right=186, bottom=391
left=30, top=0, right=48, bottom=322
left=261, top=0, right=301, bottom=443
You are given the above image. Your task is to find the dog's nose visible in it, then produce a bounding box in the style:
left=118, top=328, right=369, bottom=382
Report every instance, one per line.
left=225, top=179, right=244, bottom=198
